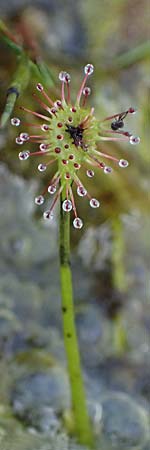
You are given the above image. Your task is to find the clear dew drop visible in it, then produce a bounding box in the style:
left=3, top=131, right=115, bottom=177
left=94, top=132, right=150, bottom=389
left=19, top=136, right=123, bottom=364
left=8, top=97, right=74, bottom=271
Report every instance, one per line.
left=130, top=135, right=140, bottom=145
left=86, top=169, right=94, bottom=178
left=62, top=199, right=72, bottom=212
left=83, top=87, right=91, bottom=96
left=59, top=71, right=67, bottom=82
left=20, top=132, right=29, bottom=141
left=64, top=73, right=71, bottom=83
left=90, top=198, right=100, bottom=208
left=40, top=144, right=48, bottom=152
left=19, top=151, right=30, bottom=160
left=48, top=185, right=57, bottom=194
left=119, top=159, right=129, bottom=168
left=104, top=166, right=113, bottom=174
left=77, top=186, right=87, bottom=197
left=36, top=83, right=43, bottom=91
left=11, top=117, right=20, bottom=126
left=16, top=137, right=23, bottom=145
left=84, top=64, right=94, bottom=75
left=73, top=217, right=83, bottom=229
left=43, top=210, right=53, bottom=220
left=35, top=195, right=44, bottom=205
left=38, top=163, right=47, bottom=172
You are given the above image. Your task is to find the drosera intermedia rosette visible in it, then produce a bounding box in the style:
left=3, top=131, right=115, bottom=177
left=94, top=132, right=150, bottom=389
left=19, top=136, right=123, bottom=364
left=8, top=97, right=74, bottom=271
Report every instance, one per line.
left=10, top=63, right=141, bottom=449
left=11, top=64, right=140, bottom=229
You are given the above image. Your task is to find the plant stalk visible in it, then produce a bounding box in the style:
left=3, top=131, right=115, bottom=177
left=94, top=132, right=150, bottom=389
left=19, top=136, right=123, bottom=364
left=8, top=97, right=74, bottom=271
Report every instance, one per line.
left=59, top=188, right=94, bottom=448
left=0, top=53, right=30, bottom=128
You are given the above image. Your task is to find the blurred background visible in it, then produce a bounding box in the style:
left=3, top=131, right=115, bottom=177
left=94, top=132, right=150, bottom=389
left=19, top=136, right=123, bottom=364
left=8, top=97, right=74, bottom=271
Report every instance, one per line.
left=0, top=1, right=150, bottom=449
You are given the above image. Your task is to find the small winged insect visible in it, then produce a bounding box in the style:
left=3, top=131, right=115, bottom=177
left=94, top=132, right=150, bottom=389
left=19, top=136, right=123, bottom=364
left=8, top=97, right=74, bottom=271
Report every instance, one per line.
left=66, top=124, right=87, bottom=151
left=111, top=110, right=128, bottom=131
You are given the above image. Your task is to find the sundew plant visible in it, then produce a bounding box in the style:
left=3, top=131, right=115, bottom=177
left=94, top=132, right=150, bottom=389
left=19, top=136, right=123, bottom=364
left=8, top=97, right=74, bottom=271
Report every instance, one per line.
left=10, top=63, right=141, bottom=448
left=12, top=64, right=140, bottom=228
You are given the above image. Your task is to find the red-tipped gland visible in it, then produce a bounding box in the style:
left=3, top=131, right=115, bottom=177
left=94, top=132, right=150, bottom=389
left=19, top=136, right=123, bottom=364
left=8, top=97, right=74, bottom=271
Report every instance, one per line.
left=65, top=172, right=71, bottom=179
left=57, top=122, right=63, bottom=128
left=54, top=100, right=62, bottom=109
left=69, top=154, right=74, bottom=160
left=41, top=124, right=50, bottom=131
left=51, top=107, right=57, bottom=115
left=128, top=107, right=136, bottom=114
left=74, top=163, right=81, bottom=170
left=57, top=134, right=64, bottom=140
left=124, top=131, right=132, bottom=137
left=62, top=159, right=68, bottom=165
left=55, top=147, right=61, bottom=154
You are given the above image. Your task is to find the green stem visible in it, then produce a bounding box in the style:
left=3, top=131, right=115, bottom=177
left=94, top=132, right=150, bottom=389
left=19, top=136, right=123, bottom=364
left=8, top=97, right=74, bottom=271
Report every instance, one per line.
left=59, top=188, right=94, bottom=448
left=0, top=19, right=22, bottom=54
left=0, top=53, right=30, bottom=128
